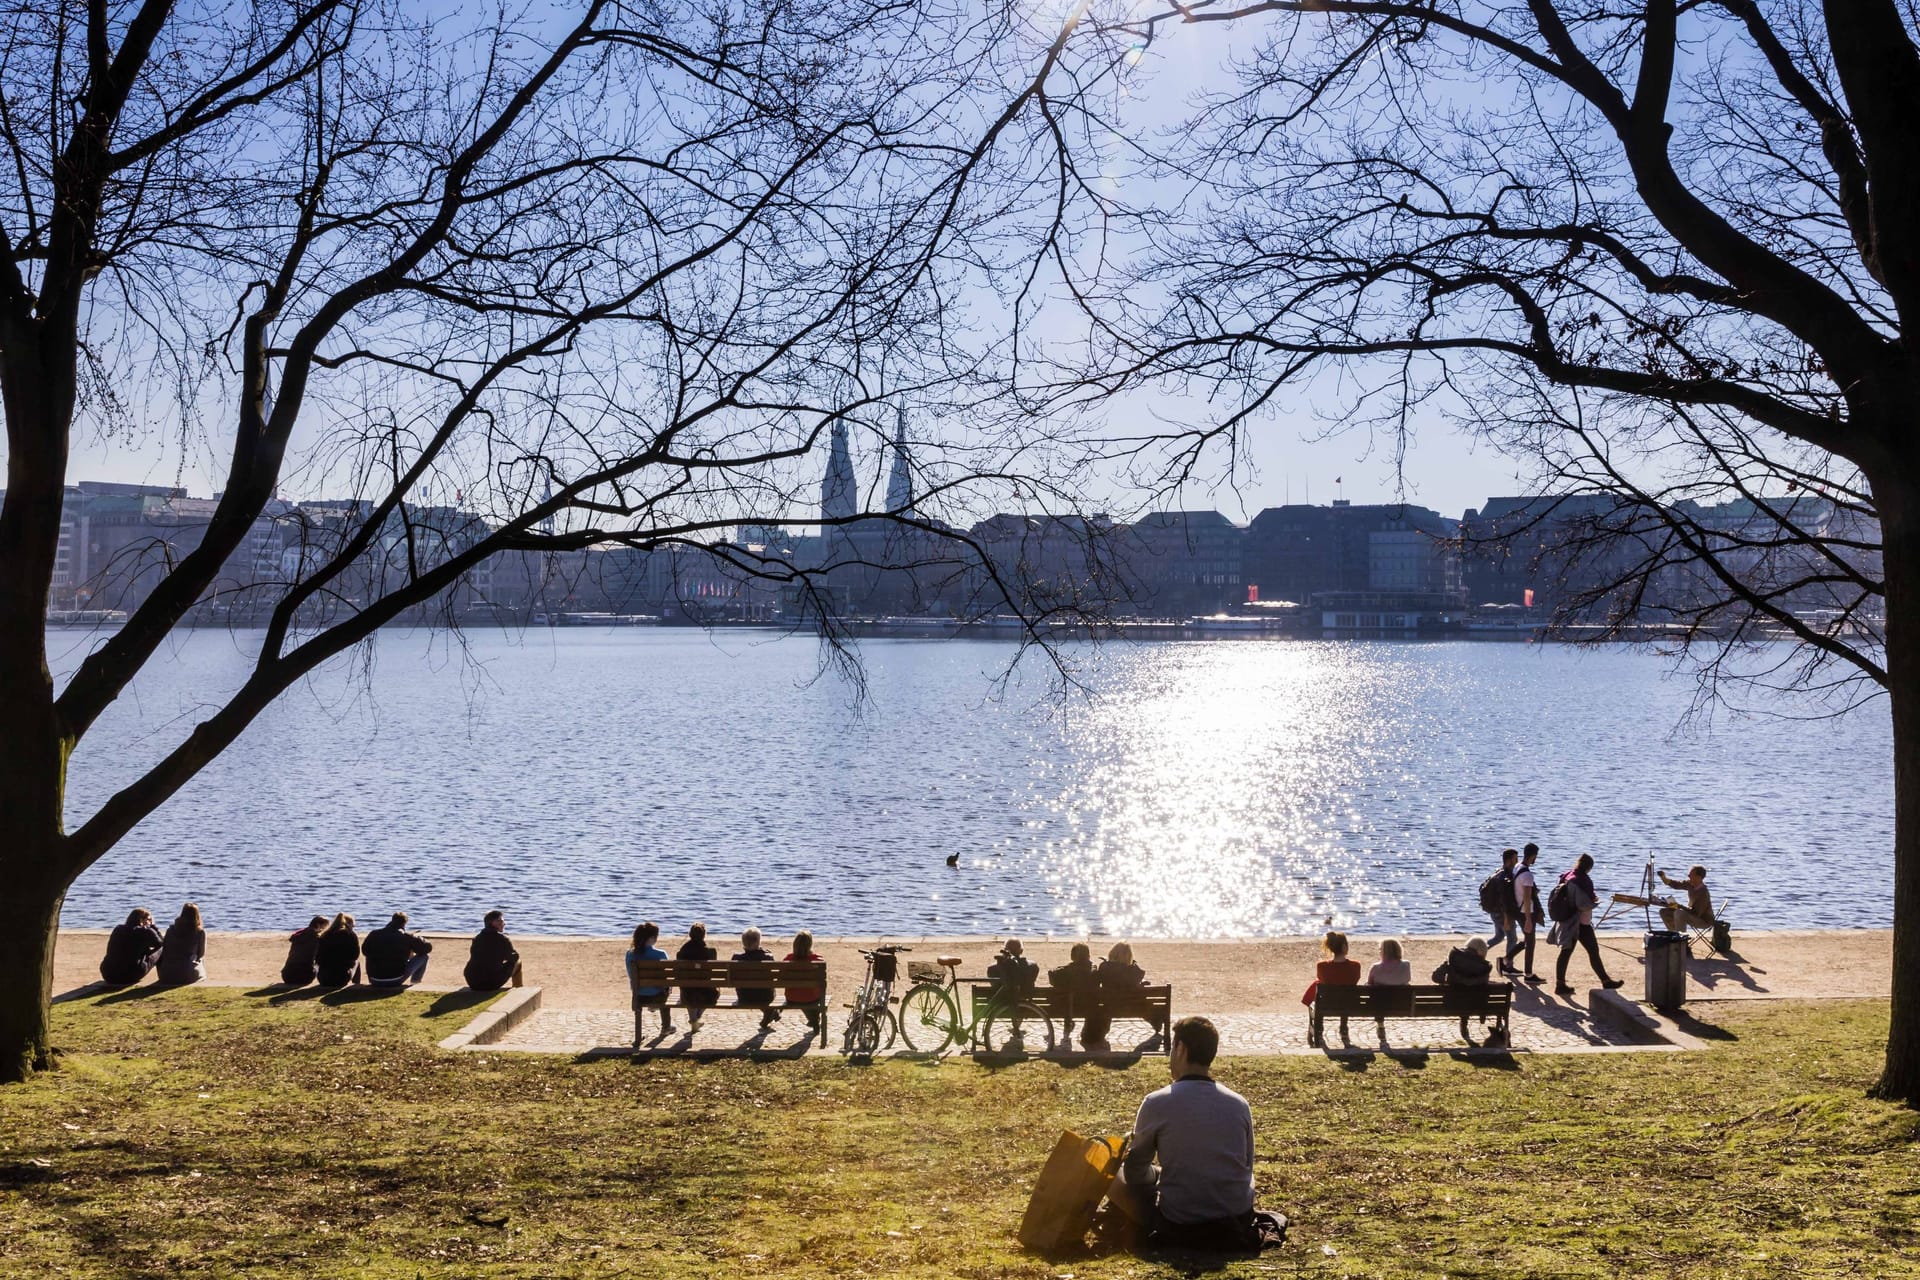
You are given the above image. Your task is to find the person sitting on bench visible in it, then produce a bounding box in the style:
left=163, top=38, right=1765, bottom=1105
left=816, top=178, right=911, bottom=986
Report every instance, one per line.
left=1315, top=931, right=1362, bottom=1042
left=281, top=916, right=329, bottom=988
left=1080, top=942, right=1149, bottom=1050
left=987, top=938, right=1039, bottom=1000
left=1049, top=943, right=1098, bottom=1047
left=627, top=920, right=671, bottom=1041
left=464, top=910, right=523, bottom=992
left=1431, top=937, right=1496, bottom=1047
left=1659, top=865, right=1714, bottom=934
left=99, top=908, right=164, bottom=986
left=362, top=912, right=433, bottom=987
left=783, top=931, right=825, bottom=1036
left=733, top=927, right=779, bottom=1029
left=1108, top=1016, right=1257, bottom=1252
left=677, top=921, right=719, bottom=1032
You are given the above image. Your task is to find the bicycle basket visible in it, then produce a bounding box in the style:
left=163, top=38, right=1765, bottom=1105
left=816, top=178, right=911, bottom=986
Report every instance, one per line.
left=873, top=952, right=899, bottom=983
left=907, top=960, right=946, bottom=984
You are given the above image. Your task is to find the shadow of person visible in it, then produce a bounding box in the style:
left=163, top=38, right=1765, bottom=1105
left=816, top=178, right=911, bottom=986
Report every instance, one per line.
left=319, top=985, right=404, bottom=1006
left=424, top=990, right=497, bottom=1018
left=93, top=984, right=168, bottom=1005
left=244, top=985, right=295, bottom=998
left=1686, top=954, right=1767, bottom=994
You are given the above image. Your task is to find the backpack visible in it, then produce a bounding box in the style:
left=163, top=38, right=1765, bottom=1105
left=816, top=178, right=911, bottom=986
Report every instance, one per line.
left=1478, top=868, right=1513, bottom=915
left=1547, top=877, right=1578, bottom=923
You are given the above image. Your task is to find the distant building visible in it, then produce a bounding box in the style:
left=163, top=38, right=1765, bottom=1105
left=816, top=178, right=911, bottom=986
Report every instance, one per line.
left=1244, top=500, right=1460, bottom=606
left=1119, top=511, right=1245, bottom=616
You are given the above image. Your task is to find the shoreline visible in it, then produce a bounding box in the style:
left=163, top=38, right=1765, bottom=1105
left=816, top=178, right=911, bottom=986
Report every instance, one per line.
left=54, top=927, right=1893, bottom=1013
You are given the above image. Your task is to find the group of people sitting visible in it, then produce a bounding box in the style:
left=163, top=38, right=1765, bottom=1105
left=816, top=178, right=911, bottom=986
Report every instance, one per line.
left=624, top=922, right=820, bottom=1043
left=97, top=904, right=209, bottom=987
left=1003, top=939, right=1158, bottom=1051
left=1308, top=931, right=1507, bottom=1047
left=99, top=906, right=524, bottom=994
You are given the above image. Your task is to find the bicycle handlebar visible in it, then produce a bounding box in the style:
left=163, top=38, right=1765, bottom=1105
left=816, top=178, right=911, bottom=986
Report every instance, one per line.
left=859, top=945, right=912, bottom=957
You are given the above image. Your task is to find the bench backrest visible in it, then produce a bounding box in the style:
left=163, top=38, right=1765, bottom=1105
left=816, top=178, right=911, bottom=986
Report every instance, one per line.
left=979, top=982, right=1172, bottom=1018
left=626, top=959, right=826, bottom=990
left=1314, top=982, right=1511, bottom=1016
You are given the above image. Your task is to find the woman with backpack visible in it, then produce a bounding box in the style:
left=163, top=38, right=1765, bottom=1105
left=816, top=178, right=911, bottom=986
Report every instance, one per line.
left=1549, top=854, right=1625, bottom=996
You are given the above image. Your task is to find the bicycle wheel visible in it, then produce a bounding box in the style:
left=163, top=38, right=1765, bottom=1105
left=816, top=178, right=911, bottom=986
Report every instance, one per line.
left=850, top=1005, right=896, bottom=1056
left=896, top=984, right=957, bottom=1053
left=981, top=1001, right=1056, bottom=1057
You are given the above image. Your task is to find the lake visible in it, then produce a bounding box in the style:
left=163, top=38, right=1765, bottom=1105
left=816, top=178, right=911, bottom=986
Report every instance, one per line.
left=52, top=627, right=1890, bottom=937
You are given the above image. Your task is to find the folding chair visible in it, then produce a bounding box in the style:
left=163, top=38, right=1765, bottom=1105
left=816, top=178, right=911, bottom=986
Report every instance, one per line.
left=1683, top=901, right=1730, bottom=957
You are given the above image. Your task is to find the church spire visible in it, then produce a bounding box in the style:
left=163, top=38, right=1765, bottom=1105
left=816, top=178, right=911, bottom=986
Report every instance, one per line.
left=821, top=417, right=856, bottom=526
left=885, top=401, right=915, bottom=517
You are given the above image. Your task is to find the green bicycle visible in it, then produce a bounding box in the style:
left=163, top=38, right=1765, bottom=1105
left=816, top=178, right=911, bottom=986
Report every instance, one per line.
left=895, top=955, right=1057, bottom=1056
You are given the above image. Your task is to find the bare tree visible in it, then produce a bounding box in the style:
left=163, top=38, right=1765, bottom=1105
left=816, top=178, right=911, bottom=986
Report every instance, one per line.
left=0, top=0, right=1095, bottom=1081
left=997, top=1, right=1920, bottom=1100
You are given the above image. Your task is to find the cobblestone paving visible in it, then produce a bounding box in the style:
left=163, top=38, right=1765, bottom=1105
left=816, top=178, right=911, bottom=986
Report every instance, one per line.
left=489, top=992, right=1648, bottom=1057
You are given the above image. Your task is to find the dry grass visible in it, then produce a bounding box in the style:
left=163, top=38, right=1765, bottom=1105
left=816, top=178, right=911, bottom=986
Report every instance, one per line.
left=1, top=986, right=1916, bottom=1277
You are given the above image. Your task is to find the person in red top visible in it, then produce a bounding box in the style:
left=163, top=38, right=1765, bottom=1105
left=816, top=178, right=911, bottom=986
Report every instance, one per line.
left=1315, top=931, right=1362, bottom=1043
left=783, top=930, right=825, bottom=1037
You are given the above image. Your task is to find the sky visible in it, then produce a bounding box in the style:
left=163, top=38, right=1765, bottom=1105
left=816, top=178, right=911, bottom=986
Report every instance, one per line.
left=39, top=1, right=1532, bottom=527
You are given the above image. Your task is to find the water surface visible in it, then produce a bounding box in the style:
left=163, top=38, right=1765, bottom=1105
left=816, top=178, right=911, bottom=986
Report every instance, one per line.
left=54, top=628, right=1889, bottom=936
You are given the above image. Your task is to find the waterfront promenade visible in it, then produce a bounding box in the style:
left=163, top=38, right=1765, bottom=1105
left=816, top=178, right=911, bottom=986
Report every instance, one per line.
left=53, top=928, right=1891, bottom=1056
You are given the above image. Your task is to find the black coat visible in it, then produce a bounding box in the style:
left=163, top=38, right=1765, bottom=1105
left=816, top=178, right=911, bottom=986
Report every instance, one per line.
left=677, top=939, right=719, bottom=1007
left=99, top=922, right=163, bottom=985
left=731, top=947, right=776, bottom=1005
left=315, top=929, right=361, bottom=986
left=1432, top=947, right=1493, bottom=986
left=362, top=924, right=433, bottom=982
left=464, top=928, right=520, bottom=992
left=281, top=926, right=324, bottom=986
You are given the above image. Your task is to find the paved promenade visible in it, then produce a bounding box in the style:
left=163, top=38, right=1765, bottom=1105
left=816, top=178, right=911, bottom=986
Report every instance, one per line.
left=54, top=926, right=1885, bottom=1058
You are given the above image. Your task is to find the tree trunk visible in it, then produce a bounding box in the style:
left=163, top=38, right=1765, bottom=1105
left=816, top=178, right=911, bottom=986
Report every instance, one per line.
left=0, top=872, right=65, bottom=1084
left=1876, top=479, right=1920, bottom=1106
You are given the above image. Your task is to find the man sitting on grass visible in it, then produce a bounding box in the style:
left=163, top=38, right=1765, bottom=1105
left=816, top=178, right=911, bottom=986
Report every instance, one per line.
left=362, top=912, right=434, bottom=987
left=1109, top=1015, right=1258, bottom=1252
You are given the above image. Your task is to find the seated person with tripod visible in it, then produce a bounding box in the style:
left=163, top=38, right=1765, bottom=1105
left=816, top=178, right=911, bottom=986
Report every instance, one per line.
left=1659, top=865, right=1714, bottom=934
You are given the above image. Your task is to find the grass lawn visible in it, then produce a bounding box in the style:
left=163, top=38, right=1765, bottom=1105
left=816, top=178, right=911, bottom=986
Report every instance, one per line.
left=1, top=988, right=1916, bottom=1278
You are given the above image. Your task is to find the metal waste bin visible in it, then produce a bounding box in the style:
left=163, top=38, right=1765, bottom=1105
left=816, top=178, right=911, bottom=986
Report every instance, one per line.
left=1644, top=930, right=1687, bottom=1008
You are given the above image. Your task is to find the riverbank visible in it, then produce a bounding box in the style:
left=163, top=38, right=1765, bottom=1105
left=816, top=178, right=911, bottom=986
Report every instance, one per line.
left=53, top=927, right=1892, bottom=1011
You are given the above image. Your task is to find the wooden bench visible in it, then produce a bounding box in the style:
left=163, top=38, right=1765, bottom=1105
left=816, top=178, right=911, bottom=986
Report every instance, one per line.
left=625, top=959, right=828, bottom=1037
left=971, top=982, right=1173, bottom=1052
left=1309, top=983, right=1512, bottom=1048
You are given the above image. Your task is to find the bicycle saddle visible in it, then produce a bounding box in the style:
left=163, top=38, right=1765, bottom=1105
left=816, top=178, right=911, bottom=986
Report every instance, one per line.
left=936, top=955, right=963, bottom=968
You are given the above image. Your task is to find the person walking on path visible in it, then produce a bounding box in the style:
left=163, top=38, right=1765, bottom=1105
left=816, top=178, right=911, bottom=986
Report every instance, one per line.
left=1482, top=848, right=1519, bottom=956
left=315, top=913, right=362, bottom=987
left=1552, top=854, right=1625, bottom=996
left=363, top=912, right=434, bottom=988
left=98, top=909, right=164, bottom=986
left=281, top=916, right=328, bottom=987
left=1508, top=844, right=1545, bottom=982
left=156, top=903, right=208, bottom=985
left=463, top=911, right=523, bottom=992
left=1107, top=1016, right=1258, bottom=1252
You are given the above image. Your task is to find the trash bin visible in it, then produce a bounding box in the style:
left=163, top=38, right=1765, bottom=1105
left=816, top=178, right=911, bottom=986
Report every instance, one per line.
left=1644, top=930, right=1687, bottom=1009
